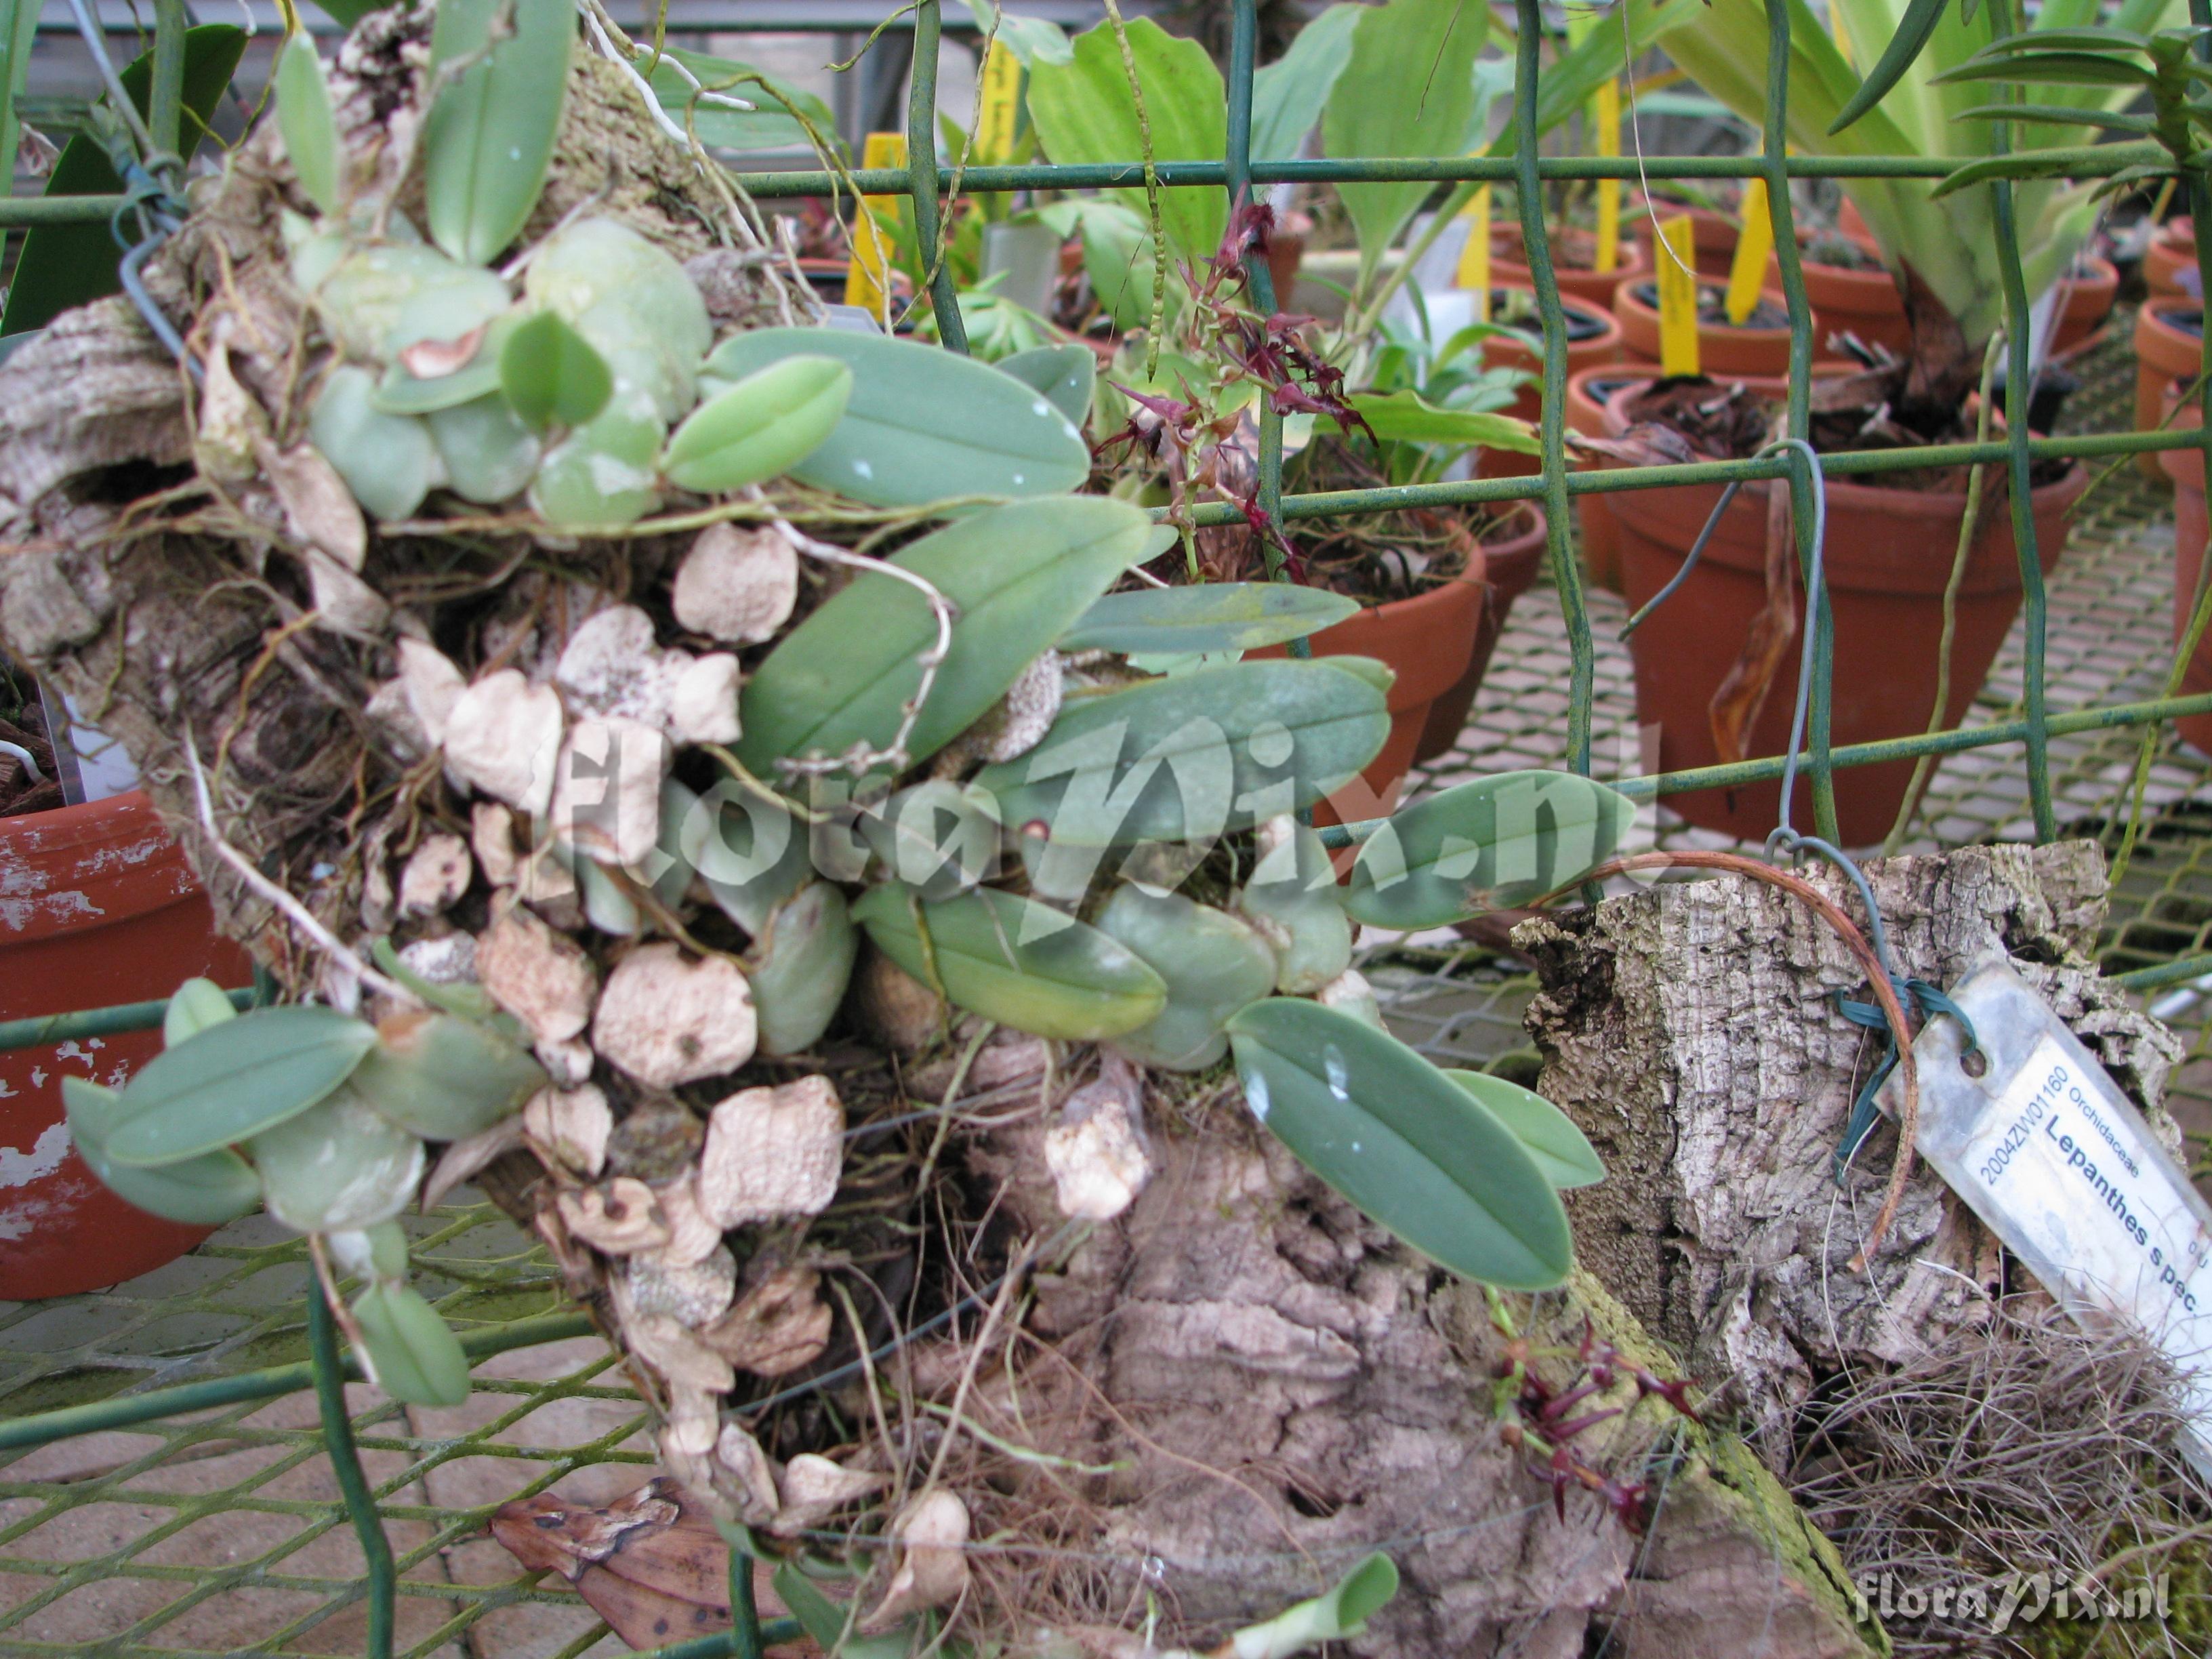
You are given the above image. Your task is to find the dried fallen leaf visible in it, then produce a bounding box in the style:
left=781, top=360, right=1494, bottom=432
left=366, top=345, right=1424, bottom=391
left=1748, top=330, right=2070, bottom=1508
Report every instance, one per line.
left=698, top=1264, right=833, bottom=1377
left=398, top=323, right=487, bottom=381
left=421, top=1115, right=526, bottom=1211
left=865, top=1490, right=970, bottom=1629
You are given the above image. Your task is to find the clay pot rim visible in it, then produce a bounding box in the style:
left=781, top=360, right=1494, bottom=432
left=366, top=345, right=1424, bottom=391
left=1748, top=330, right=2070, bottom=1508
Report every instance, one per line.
left=0, top=787, right=171, bottom=849
left=2158, top=379, right=2205, bottom=489
left=2142, top=294, right=2205, bottom=337
left=1490, top=222, right=1653, bottom=274
left=1482, top=284, right=1621, bottom=345
left=2062, top=253, right=2121, bottom=289
left=1613, top=278, right=1793, bottom=339
left=1597, top=376, right=2091, bottom=515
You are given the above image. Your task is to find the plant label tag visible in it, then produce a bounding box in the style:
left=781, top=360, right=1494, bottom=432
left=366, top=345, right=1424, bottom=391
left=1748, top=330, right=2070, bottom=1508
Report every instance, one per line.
left=1655, top=215, right=1700, bottom=377
left=1727, top=178, right=1774, bottom=326
left=1879, top=958, right=2212, bottom=1477
left=1593, top=79, right=1622, bottom=276
left=846, top=131, right=909, bottom=325
left=1455, top=185, right=1492, bottom=323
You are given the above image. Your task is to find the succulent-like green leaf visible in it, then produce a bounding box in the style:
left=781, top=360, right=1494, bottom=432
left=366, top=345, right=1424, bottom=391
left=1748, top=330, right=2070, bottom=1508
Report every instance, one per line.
left=735, top=495, right=1151, bottom=776
left=1237, top=817, right=1353, bottom=994
left=1342, top=771, right=1637, bottom=928
left=853, top=884, right=1166, bottom=1041
left=750, top=882, right=859, bottom=1056
left=1227, top=1552, right=1400, bottom=1659
left=348, top=1011, right=546, bottom=1140
left=500, top=310, right=613, bottom=430
left=523, top=220, right=710, bottom=420
left=249, top=1084, right=424, bottom=1233
left=427, top=392, right=541, bottom=504
left=859, top=779, right=1002, bottom=901
left=699, top=327, right=1090, bottom=507
left=1094, top=886, right=1277, bottom=1071
left=104, top=1006, right=379, bottom=1167
left=972, top=660, right=1390, bottom=848
left=1225, top=1000, right=1572, bottom=1289
left=1443, top=1071, right=1603, bottom=1189
left=1059, top=583, right=1359, bottom=655
left=311, top=366, right=442, bottom=521
left=163, top=977, right=241, bottom=1048
left=661, top=355, right=852, bottom=491
left=62, top=1076, right=261, bottom=1227
left=275, top=33, right=342, bottom=216
left=995, top=342, right=1097, bottom=428
left=527, top=385, right=664, bottom=529
left=422, top=0, right=574, bottom=264
left=351, top=1281, right=471, bottom=1406
left=680, top=789, right=811, bottom=935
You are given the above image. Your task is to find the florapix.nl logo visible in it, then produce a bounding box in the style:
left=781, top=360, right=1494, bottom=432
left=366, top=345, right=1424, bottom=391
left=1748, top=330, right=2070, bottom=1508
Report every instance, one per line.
left=1851, top=1569, right=2173, bottom=1636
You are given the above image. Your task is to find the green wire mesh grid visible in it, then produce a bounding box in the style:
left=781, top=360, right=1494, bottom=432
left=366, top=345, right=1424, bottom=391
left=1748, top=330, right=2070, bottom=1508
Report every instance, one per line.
left=12, top=0, right=2212, bottom=1652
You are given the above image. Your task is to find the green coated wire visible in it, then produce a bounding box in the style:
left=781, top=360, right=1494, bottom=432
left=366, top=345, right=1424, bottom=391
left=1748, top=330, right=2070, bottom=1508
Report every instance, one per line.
left=907, top=0, right=968, bottom=354
left=146, top=0, right=185, bottom=161
left=306, top=1276, right=396, bottom=1659
left=1986, top=0, right=2057, bottom=843
left=1511, top=0, right=1593, bottom=780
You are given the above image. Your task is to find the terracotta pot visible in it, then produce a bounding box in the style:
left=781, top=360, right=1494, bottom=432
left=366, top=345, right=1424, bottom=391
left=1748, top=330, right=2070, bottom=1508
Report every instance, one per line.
left=2051, top=255, right=2120, bottom=356
left=1783, top=234, right=1912, bottom=357
left=2148, top=216, right=2196, bottom=300
left=2157, top=391, right=2212, bottom=755
left=1565, top=366, right=1651, bottom=592
left=1612, top=277, right=1797, bottom=377
left=1256, top=549, right=1488, bottom=821
left=1412, top=504, right=1549, bottom=764
left=1, top=792, right=253, bottom=1298
left=1488, top=223, right=1652, bottom=310
left=2135, top=297, right=2203, bottom=479
left=1674, top=206, right=1741, bottom=279
left=1601, top=383, right=2087, bottom=844
left=1837, top=198, right=1871, bottom=242
left=1475, top=288, right=1624, bottom=478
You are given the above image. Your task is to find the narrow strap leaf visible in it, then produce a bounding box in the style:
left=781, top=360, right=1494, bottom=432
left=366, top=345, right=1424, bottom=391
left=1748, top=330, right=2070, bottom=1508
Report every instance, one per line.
left=1829, top=0, right=1950, bottom=135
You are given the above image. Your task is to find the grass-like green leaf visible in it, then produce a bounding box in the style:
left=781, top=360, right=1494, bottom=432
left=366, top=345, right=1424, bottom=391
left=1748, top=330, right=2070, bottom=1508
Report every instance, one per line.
left=275, top=33, right=342, bottom=216
left=972, top=659, right=1390, bottom=847
left=104, top=1006, right=378, bottom=1167
left=62, top=1077, right=261, bottom=1227
left=1347, top=390, right=1539, bottom=453
left=423, top=0, right=574, bottom=264
left=1225, top=1000, right=1572, bottom=1289
left=1952, top=102, right=2158, bottom=133
left=853, top=884, right=1166, bottom=1040
left=352, top=1282, right=471, bottom=1406
left=1931, top=138, right=2167, bottom=196
left=500, top=311, right=612, bottom=430
left=735, top=495, right=1153, bottom=775
left=1929, top=49, right=2157, bottom=85
left=1443, top=1071, right=1603, bottom=1189
left=699, top=327, right=1089, bottom=507
left=661, top=354, right=851, bottom=491
left=1342, top=771, right=1637, bottom=928
left=1828, top=0, right=1951, bottom=134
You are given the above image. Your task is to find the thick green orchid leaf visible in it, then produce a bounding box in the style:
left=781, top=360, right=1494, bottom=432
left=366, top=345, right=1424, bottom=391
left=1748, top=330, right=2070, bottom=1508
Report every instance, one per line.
left=1443, top=1071, right=1603, bottom=1189
left=1343, top=771, right=1637, bottom=928
left=348, top=1012, right=546, bottom=1140
left=859, top=779, right=1002, bottom=901
left=1323, top=0, right=1485, bottom=289
left=423, top=0, right=573, bottom=264
left=248, top=1085, right=424, bottom=1233
left=352, top=1282, right=471, bottom=1406
left=1250, top=2, right=1363, bottom=161
left=368, top=939, right=502, bottom=1023
left=163, top=977, right=241, bottom=1048
left=375, top=323, right=512, bottom=416
left=646, top=46, right=837, bottom=152
left=1225, top=1000, right=1572, bottom=1289
left=661, top=356, right=852, bottom=491
left=312, top=367, right=441, bottom=522
left=699, top=327, right=1089, bottom=507
left=1, top=24, right=245, bottom=335
left=972, top=660, right=1390, bottom=848
left=275, top=33, right=342, bottom=216
left=852, top=884, right=1166, bottom=1041
left=735, top=495, right=1150, bottom=776
left=1347, top=390, right=1539, bottom=453
left=428, top=393, right=541, bottom=504
left=1228, top=1553, right=1400, bottom=1659
left=1023, top=17, right=1226, bottom=269
left=1094, top=886, right=1277, bottom=1071
left=995, top=342, right=1097, bottom=428
left=500, top=311, right=613, bottom=431
left=62, top=1077, right=261, bottom=1227
left=529, top=385, right=664, bottom=528
left=682, top=790, right=812, bottom=935
left=104, top=1006, right=379, bottom=1167
left=749, top=882, right=859, bottom=1056
left=1059, top=583, right=1358, bottom=655
left=1931, top=138, right=2167, bottom=196
left=1237, top=817, right=1353, bottom=994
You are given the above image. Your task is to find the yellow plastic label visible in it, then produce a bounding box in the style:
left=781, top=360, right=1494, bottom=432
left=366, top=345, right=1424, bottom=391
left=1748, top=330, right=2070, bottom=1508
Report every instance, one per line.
left=1455, top=184, right=1493, bottom=323
left=976, top=40, right=1021, bottom=164
left=846, top=131, right=909, bottom=321
left=1595, top=79, right=1622, bottom=275
left=1725, top=177, right=1775, bottom=326
left=1656, top=213, right=1700, bottom=376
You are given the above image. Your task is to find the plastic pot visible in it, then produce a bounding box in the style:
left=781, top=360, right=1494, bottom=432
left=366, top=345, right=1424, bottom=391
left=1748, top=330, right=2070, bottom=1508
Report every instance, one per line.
left=2149, top=216, right=2196, bottom=300
left=1601, top=382, right=2087, bottom=844
left=0, top=792, right=253, bottom=1298
left=1488, top=223, right=1652, bottom=310
left=1612, top=276, right=1797, bottom=377
left=2137, top=298, right=2203, bottom=478
left=1255, top=543, right=1488, bottom=822
left=1412, top=504, right=1549, bottom=764
left=2157, top=390, right=2212, bottom=756
left=1476, top=287, right=1624, bottom=479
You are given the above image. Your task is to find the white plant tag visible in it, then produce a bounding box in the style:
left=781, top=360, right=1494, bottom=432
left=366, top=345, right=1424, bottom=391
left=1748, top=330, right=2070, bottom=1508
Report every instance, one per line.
left=1879, top=957, right=2212, bottom=1477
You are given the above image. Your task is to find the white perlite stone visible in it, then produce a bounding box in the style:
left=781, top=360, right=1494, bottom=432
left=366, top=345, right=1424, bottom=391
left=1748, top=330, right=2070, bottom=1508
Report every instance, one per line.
left=445, top=670, right=564, bottom=814
left=672, top=522, right=798, bottom=644
left=592, top=943, right=756, bottom=1087
left=698, top=1074, right=844, bottom=1228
